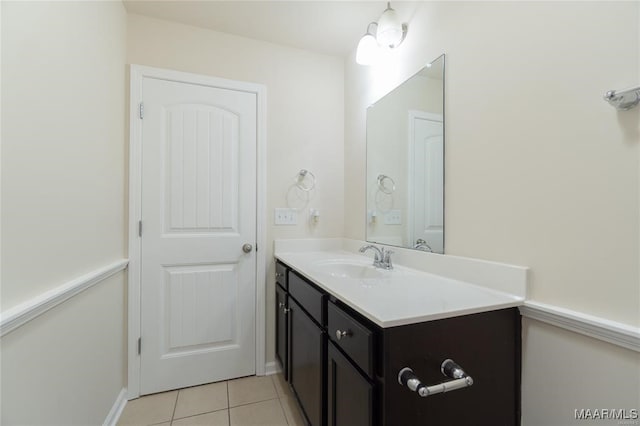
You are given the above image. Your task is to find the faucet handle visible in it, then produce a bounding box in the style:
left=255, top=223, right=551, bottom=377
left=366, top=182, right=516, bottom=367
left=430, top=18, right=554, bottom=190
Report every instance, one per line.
left=382, top=248, right=394, bottom=269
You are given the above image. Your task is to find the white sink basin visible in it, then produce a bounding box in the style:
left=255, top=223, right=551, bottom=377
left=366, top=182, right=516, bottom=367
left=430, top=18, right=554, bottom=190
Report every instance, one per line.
left=311, top=259, right=389, bottom=279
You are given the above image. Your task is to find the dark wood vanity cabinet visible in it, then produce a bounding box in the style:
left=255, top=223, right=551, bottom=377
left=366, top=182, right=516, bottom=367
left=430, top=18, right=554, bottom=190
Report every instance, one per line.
left=275, top=260, right=521, bottom=426
left=275, top=262, right=289, bottom=380
left=327, top=340, right=374, bottom=426
left=276, top=262, right=327, bottom=426
left=275, top=284, right=288, bottom=380
left=379, top=308, right=521, bottom=426
left=289, top=297, right=326, bottom=426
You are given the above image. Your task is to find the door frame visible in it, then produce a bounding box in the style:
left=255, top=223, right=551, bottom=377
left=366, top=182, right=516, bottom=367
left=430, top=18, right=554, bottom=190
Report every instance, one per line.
left=406, top=110, right=443, bottom=248
left=127, top=64, right=267, bottom=399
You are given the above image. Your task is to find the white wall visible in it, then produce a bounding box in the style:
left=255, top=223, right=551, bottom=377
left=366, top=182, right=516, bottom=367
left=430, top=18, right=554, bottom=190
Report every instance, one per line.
left=2, top=1, right=127, bottom=310
left=1, top=1, right=127, bottom=423
left=521, top=319, right=640, bottom=425
left=126, top=13, right=344, bottom=364
left=344, top=2, right=639, bottom=424
left=1, top=273, right=127, bottom=425
left=346, top=1, right=639, bottom=326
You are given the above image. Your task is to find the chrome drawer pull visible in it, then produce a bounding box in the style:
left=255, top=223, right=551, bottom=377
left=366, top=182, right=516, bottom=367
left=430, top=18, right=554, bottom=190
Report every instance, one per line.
left=336, top=329, right=352, bottom=340
left=276, top=272, right=284, bottom=278
left=398, top=359, right=473, bottom=397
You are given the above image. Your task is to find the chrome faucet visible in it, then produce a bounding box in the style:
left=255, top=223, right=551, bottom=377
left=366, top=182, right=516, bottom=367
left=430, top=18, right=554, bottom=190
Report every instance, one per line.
left=414, top=239, right=433, bottom=252
left=359, top=244, right=394, bottom=270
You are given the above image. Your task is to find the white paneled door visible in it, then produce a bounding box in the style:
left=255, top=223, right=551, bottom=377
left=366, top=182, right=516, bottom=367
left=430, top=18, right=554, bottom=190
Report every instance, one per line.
left=410, top=112, right=443, bottom=253
left=139, top=76, right=257, bottom=395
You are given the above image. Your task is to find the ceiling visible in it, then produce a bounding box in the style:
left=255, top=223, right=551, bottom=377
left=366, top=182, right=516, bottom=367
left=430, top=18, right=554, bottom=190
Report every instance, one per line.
left=123, top=1, right=418, bottom=57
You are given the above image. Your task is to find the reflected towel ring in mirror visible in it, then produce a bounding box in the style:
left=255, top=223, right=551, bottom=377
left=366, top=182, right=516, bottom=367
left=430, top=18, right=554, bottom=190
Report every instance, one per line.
left=295, top=169, right=316, bottom=192
left=377, top=174, right=395, bottom=194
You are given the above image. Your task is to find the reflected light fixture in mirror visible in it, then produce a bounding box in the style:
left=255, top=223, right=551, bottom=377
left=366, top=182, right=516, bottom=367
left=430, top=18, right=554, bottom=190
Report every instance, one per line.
left=355, top=2, right=407, bottom=65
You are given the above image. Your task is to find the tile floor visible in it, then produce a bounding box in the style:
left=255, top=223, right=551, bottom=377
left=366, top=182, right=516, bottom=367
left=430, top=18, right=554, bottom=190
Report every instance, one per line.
left=118, top=374, right=306, bottom=426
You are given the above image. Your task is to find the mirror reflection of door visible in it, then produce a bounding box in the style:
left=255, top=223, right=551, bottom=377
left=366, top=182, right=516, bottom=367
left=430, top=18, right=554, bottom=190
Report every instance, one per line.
left=365, top=54, right=445, bottom=253
left=408, top=111, right=443, bottom=253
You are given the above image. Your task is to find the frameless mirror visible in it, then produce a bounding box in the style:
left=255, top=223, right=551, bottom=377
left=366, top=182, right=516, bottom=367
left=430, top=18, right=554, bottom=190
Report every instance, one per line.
left=366, top=54, right=444, bottom=253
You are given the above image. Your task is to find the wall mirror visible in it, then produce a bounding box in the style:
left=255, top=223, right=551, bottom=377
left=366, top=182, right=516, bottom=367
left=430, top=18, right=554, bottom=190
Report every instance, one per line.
left=366, top=54, right=444, bottom=253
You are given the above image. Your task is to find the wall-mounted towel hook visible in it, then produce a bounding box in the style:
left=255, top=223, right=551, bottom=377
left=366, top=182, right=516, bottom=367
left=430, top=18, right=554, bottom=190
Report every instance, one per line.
left=604, top=86, right=640, bottom=110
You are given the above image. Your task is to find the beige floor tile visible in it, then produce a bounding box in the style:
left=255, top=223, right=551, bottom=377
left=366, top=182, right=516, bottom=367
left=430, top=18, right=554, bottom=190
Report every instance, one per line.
left=279, top=396, right=306, bottom=426
left=174, top=382, right=229, bottom=420
left=171, top=410, right=229, bottom=426
left=270, top=373, right=293, bottom=398
left=228, top=376, right=278, bottom=407
left=229, top=400, right=287, bottom=426
left=117, top=391, right=178, bottom=426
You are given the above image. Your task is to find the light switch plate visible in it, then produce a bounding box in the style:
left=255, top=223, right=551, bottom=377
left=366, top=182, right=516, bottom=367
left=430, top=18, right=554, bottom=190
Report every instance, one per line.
left=275, top=208, right=298, bottom=225
left=384, top=209, right=402, bottom=225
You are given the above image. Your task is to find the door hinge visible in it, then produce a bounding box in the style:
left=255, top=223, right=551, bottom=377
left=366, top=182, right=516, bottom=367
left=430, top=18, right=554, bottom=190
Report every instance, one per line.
left=139, top=102, right=144, bottom=119
left=138, top=220, right=142, bottom=237
left=137, top=337, right=142, bottom=355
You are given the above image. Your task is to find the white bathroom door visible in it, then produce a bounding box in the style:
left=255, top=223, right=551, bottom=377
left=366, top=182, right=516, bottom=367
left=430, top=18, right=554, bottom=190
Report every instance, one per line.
left=410, top=112, right=444, bottom=252
left=139, top=75, right=257, bottom=395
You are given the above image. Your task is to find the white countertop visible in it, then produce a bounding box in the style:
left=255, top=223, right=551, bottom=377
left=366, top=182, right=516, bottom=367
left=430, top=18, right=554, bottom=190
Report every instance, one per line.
left=275, top=249, right=525, bottom=328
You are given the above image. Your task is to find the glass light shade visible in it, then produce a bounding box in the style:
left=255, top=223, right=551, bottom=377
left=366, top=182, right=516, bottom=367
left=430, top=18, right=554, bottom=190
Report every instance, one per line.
left=356, top=33, right=379, bottom=65
left=376, top=7, right=403, bottom=48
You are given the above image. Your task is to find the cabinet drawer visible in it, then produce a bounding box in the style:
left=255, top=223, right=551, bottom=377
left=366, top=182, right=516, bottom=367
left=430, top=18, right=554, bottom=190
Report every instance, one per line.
left=275, top=262, right=288, bottom=290
left=327, top=301, right=374, bottom=378
left=289, top=271, right=325, bottom=325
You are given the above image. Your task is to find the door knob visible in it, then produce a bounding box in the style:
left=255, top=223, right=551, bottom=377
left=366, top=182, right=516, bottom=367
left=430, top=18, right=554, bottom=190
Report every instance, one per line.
left=242, top=243, right=253, bottom=253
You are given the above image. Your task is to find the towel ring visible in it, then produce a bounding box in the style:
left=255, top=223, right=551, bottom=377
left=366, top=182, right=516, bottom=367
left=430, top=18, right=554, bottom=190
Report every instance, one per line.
left=377, top=174, right=395, bottom=194
left=295, top=169, right=316, bottom=192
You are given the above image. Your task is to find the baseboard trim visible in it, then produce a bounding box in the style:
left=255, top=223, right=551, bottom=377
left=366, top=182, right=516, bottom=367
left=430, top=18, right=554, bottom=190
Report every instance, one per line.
left=103, top=388, right=127, bottom=426
left=264, top=361, right=282, bottom=376
left=520, top=301, right=640, bottom=352
left=0, top=259, right=129, bottom=337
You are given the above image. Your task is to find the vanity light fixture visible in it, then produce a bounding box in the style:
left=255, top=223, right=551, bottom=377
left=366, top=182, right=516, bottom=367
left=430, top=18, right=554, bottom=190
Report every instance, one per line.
left=356, top=2, right=408, bottom=65
left=356, top=23, right=379, bottom=65
left=376, top=2, right=407, bottom=48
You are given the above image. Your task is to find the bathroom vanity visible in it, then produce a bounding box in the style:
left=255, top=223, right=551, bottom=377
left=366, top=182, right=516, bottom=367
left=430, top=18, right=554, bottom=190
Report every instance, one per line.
left=274, top=248, right=524, bottom=426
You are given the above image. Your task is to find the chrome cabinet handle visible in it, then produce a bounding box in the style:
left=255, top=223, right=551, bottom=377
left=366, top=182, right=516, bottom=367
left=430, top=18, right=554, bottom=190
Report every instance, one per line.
left=336, top=329, right=351, bottom=340
left=275, top=272, right=284, bottom=278
left=278, top=302, right=289, bottom=313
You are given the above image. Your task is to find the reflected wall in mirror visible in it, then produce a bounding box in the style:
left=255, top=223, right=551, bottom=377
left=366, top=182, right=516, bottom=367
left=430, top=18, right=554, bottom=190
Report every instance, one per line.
left=366, top=54, right=444, bottom=253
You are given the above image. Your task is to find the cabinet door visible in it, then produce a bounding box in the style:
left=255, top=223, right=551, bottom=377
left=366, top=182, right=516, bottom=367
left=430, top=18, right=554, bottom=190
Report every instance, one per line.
left=327, top=342, right=373, bottom=426
left=275, top=284, right=288, bottom=380
left=289, top=298, right=325, bottom=426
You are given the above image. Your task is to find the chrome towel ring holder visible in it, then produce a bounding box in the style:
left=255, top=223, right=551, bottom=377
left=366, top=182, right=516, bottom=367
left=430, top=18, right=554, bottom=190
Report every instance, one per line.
left=377, top=174, right=395, bottom=194
left=295, top=169, right=316, bottom=192
left=604, top=86, right=640, bottom=110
